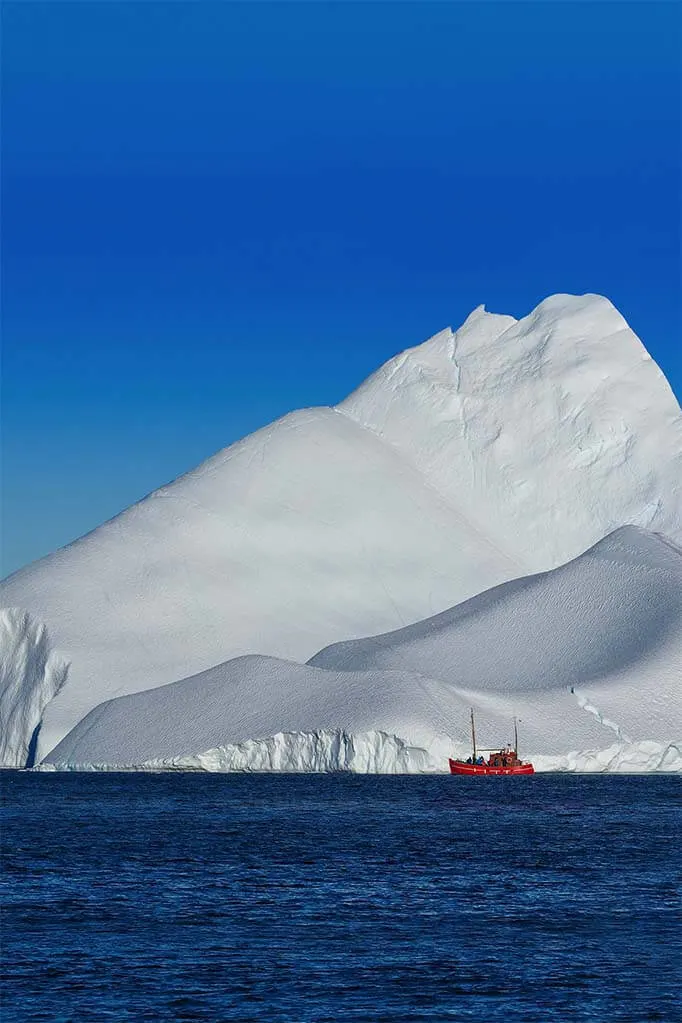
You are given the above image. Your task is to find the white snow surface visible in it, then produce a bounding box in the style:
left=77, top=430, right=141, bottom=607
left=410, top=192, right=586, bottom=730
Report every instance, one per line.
left=1, top=293, right=681, bottom=766
left=44, top=528, right=682, bottom=773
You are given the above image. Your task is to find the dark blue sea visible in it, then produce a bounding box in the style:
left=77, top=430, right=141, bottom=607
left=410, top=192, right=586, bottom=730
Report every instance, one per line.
left=2, top=773, right=680, bottom=1022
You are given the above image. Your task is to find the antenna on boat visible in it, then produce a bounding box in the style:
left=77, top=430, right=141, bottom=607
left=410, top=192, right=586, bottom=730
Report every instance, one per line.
left=470, top=707, right=477, bottom=762
left=514, top=716, right=518, bottom=756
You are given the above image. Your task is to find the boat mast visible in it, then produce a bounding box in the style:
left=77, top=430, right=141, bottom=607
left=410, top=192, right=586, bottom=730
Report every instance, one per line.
left=514, top=716, right=518, bottom=756
left=471, top=707, right=477, bottom=761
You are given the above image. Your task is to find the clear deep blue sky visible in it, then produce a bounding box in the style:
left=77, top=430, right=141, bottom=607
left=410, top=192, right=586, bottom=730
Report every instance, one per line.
left=2, top=1, right=680, bottom=576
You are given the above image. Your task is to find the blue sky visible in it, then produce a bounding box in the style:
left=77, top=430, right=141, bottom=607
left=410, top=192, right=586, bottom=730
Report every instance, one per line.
left=2, top=1, right=680, bottom=575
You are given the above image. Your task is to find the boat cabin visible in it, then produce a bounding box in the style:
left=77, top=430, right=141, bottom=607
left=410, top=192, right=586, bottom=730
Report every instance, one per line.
left=486, top=746, right=523, bottom=769
left=464, top=746, right=524, bottom=768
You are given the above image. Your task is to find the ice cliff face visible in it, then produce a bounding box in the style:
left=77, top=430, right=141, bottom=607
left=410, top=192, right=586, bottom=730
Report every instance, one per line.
left=1, top=294, right=681, bottom=767
left=0, top=610, right=69, bottom=768
left=40, top=736, right=682, bottom=775
left=44, top=528, right=682, bottom=773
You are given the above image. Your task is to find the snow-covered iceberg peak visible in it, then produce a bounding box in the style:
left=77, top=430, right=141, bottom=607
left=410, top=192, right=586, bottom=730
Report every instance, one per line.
left=339, top=293, right=682, bottom=569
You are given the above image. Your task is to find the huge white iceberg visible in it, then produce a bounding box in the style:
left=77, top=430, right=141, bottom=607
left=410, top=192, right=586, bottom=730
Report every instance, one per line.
left=1, top=293, right=680, bottom=768
left=43, top=528, right=681, bottom=773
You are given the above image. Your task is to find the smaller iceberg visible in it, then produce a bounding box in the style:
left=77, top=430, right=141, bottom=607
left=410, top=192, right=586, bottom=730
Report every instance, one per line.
left=41, top=527, right=681, bottom=774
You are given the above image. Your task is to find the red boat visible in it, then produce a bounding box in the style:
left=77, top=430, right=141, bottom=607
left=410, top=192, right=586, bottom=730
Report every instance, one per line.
left=449, top=710, right=535, bottom=775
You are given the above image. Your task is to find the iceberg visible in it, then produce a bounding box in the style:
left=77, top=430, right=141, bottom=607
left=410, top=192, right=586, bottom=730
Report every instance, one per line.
left=2, top=294, right=680, bottom=767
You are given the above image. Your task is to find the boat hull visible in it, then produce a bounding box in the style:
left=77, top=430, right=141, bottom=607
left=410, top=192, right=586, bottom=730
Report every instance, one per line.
left=449, top=759, right=535, bottom=776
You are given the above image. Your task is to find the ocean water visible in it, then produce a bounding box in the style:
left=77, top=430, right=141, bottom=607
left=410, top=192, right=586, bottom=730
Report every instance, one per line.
left=1, top=773, right=680, bottom=1022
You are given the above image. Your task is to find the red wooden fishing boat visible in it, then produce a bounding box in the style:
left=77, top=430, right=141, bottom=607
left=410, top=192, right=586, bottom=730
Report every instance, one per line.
left=449, top=710, right=535, bottom=775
